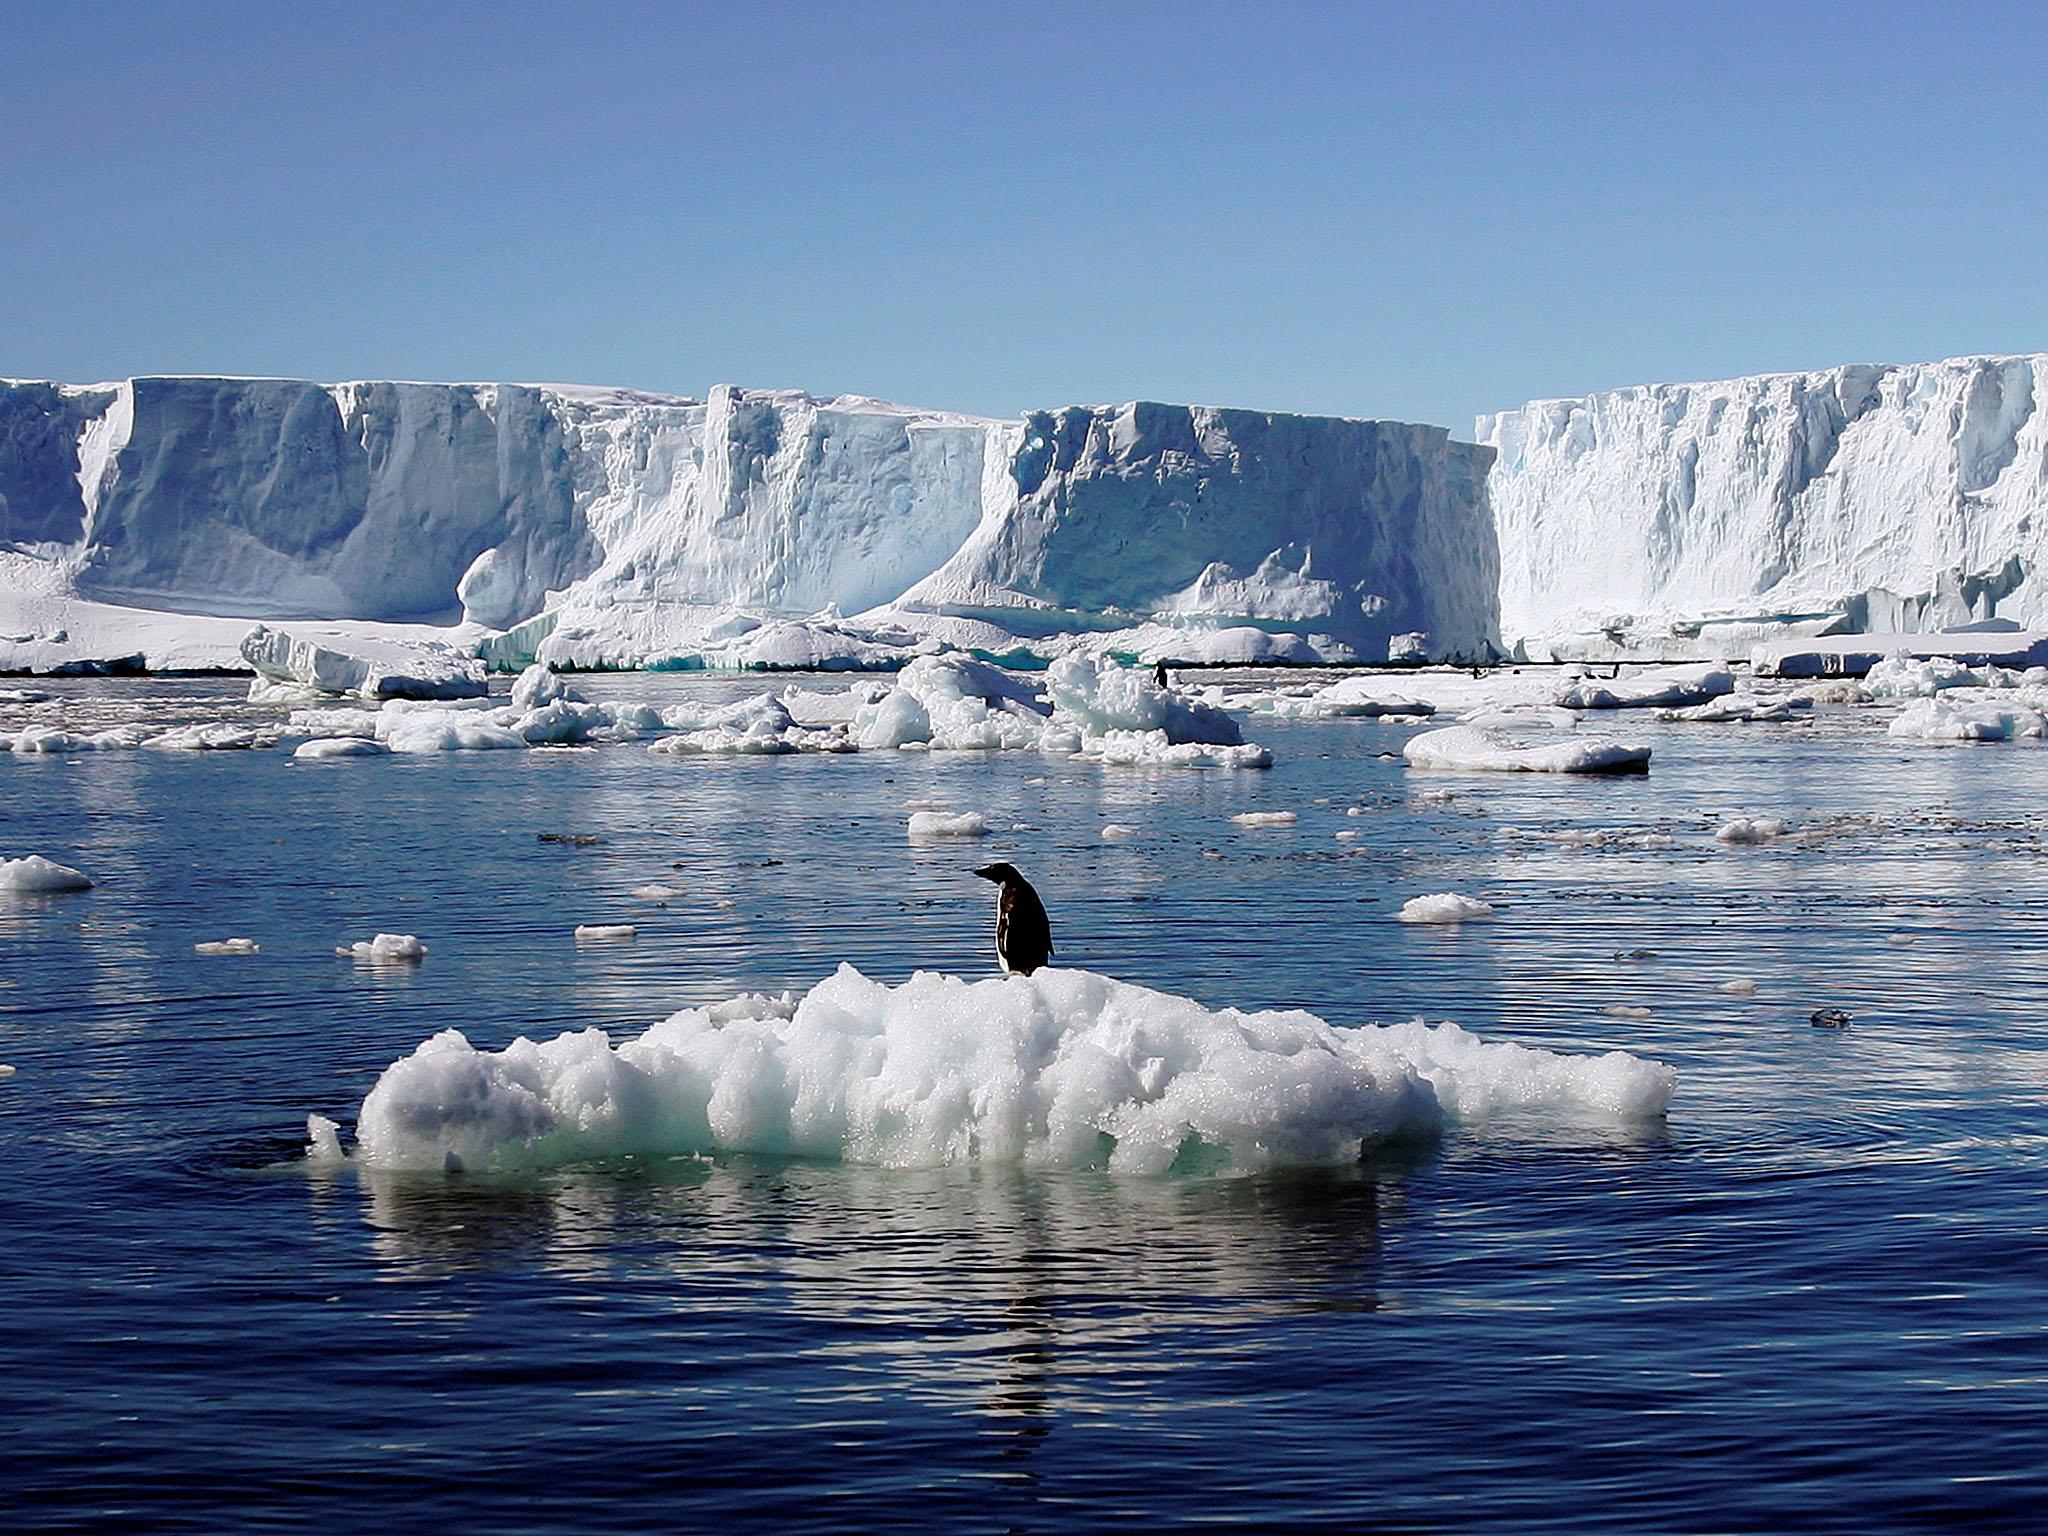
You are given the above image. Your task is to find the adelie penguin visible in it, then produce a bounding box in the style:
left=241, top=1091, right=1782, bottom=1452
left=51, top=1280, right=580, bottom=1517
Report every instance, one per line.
left=972, top=863, right=1054, bottom=976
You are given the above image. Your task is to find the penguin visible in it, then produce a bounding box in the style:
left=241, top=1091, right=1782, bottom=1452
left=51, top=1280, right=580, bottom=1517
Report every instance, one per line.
left=972, top=863, right=1054, bottom=976
left=1153, top=660, right=1170, bottom=689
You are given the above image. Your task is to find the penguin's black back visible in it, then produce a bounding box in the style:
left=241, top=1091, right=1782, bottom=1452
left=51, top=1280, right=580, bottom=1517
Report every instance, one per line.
left=996, top=874, right=1054, bottom=976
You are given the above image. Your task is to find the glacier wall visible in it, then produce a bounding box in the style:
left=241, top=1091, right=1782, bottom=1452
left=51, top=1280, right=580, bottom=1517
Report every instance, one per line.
left=0, top=376, right=1502, bottom=663
left=1477, top=355, right=2048, bottom=656
left=892, top=401, right=1499, bottom=656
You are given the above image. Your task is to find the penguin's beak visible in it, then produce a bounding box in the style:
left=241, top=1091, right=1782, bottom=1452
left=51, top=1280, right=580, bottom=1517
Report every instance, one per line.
left=970, top=865, right=1000, bottom=881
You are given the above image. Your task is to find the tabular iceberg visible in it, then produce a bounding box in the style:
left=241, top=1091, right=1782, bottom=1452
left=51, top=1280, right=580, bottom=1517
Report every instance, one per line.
left=1477, top=355, right=2048, bottom=660
left=0, top=375, right=1502, bottom=671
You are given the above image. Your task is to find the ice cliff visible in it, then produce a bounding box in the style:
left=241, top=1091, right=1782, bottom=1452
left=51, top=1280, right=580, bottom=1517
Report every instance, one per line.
left=1478, top=355, right=2048, bottom=659
left=0, top=376, right=1501, bottom=669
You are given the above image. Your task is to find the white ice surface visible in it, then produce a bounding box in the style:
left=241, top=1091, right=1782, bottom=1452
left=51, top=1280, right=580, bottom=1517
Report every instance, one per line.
left=1397, top=893, right=1495, bottom=924
left=1480, top=355, right=2048, bottom=656
left=0, top=854, right=94, bottom=893
left=1404, top=724, right=1651, bottom=774
left=338, top=933, right=427, bottom=963
left=341, top=965, right=1675, bottom=1175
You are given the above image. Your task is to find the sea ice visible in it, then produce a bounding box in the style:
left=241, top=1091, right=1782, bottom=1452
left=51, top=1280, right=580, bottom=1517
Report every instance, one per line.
left=195, top=938, right=260, bottom=955
left=1887, top=696, right=2048, bottom=742
left=1404, top=724, right=1650, bottom=774
left=293, top=737, right=391, bottom=759
left=1231, top=811, right=1298, bottom=828
left=242, top=624, right=487, bottom=701
left=339, top=965, right=1675, bottom=1174
left=0, top=855, right=94, bottom=893
left=1396, top=893, right=1494, bottom=924
left=574, top=925, right=638, bottom=942
left=338, top=933, right=427, bottom=963
left=907, top=811, right=990, bottom=839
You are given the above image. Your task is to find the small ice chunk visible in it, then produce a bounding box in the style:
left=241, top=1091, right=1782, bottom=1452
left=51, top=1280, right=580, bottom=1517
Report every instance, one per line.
left=1100, top=824, right=1137, bottom=841
left=574, top=924, right=638, bottom=942
left=1397, top=893, right=1494, bottom=924
left=907, top=811, right=990, bottom=839
left=633, top=883, right=683, bottom=901
left=144, top=723, right=274, bottom=751
left=0, top=855, right=94, bottom=894
left=1603, top=1004, right=1654, bottom=1019
left=1885, top=934, right=1917, bottom=947
left=1231, top=811, right=1298, bottom=828
left=338, top=933, right=426, bottom=963
left=305, top=1114, right=346, bottom=1163
left=1335, top=830, right=1361, bottom=842
left=1719, top=979, right=1759, bottom=997
left=0, top=1063, right=15, bottom=1077
left=1715, top=818, right=1784, bottom=844
left=294, top=737, right=391, bottom=760
left=1406, top=725, right=1650, bottom=775
left=195, top=938, right=260, bottom=956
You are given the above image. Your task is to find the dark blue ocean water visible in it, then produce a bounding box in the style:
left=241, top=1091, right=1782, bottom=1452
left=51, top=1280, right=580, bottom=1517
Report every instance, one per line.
left=5, top=675, right=2047, bottom=1533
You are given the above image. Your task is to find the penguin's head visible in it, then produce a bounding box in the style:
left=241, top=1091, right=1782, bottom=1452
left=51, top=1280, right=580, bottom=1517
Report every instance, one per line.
left=972, top=862, right=1020, bottom=884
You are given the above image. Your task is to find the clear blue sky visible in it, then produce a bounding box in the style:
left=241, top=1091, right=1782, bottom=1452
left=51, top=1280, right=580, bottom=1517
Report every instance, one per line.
left=3, top=0, right=2043, bottom=432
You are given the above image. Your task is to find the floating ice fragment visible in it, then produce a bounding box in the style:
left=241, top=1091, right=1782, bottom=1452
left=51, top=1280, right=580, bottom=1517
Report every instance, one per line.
left=1231, top=811, right=1298, bottom=828
left=1719, top=979, right=1759, bottom=997
left=1603, top=1004, right=1654, bottom=1019
left=1406, top=725, right=1650, bottom=775
left=1100, top=824, right=1137, bottom=841
left=574, top=924, right=638, bottom=942
left=339, top=933, right=426, bottom=963
left=305, top=1114, right=346, bottom=1164
left=293, top=737, right=390, bottom=759
left=342, top=965, right=1676, bottom=1174
left=1397, top=893, right=1494, bottom=924
left=907, top=811, right=990, bottom=839
left=0, top=855, right=94, bottom=893
left=633, top=883, right=683, bottom=901
left=1715, top=817, right=1784, bottom=844
left=195, top=938, right=260, bottom=955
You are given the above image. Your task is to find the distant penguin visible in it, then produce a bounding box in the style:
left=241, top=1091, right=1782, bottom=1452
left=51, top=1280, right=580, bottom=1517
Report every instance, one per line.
left=972, top=862, right=1054, bottom=977
left=1153, top=660, right=1170, bottom=689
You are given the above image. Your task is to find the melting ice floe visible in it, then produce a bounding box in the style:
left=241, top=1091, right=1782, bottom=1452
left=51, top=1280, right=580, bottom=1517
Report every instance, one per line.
left=1397, top=893, right=1494, bottom=924
left=0, top=855, right=94, bottom=893
left=329, top=966, right=1675, bottom=1176
left=338, top=933, right=427, bottom=963
left=1404, top=724, right=1651, bottom=774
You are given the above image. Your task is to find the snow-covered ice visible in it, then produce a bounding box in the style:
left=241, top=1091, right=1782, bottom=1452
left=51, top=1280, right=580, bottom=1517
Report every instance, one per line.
left=241, top=624, right=486, bottom=701
left=907, top=811, right=990, bottom=839
left=293, top=737, right=390, bottom=760
left=1231, top=811, right=1299, bottom=828
left=195, top=938, right=260, bottom=955
left=1887, top=696, right=2048, bottom=742
left=335, top=965, right=1674, bottom=1175
left=338, top=933, right=427, bottom=963
left=1404, top=724, right=1651, bottom=775
left=1397, top=893, right=1495, bottom=924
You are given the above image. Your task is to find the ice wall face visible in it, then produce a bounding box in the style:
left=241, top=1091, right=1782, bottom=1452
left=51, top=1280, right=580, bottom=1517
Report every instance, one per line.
left=563, top=385, right=994, bottom=620
left=1, top=376, right=1501, bottom=664
left=1478, top=355, right=2048, bottom=654
left=892, top=402, right=1501, bottom=658
left=20, top=377, right=603, bottom=624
